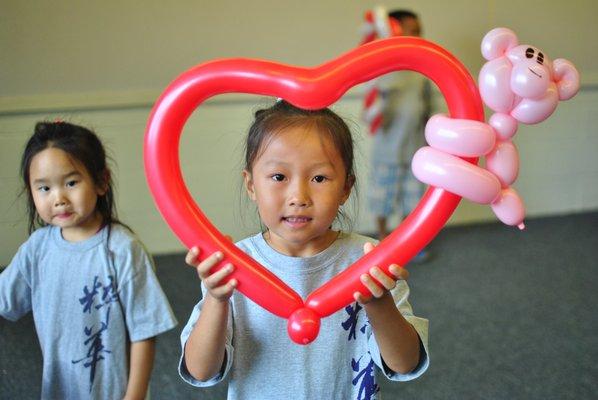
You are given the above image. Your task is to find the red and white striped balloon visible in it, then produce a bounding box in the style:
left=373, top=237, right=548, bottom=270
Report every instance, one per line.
left=360, top=6, right=402, bottom=136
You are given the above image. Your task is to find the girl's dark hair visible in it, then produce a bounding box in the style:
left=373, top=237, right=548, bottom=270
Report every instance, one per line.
left=20, top=121, right=120, bottom=234
left=388, top=9, right=418, bottom=23
left=243, top=100, right=357, bottom=230
left=245, top=100, right=355, bottom=179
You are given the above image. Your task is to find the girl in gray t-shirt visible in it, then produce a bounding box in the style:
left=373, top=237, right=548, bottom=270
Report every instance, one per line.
left=0, top=121, right=177, bottom=399
left=179, top=101, right=429, bottom=399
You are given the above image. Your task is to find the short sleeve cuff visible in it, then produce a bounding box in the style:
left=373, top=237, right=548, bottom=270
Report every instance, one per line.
left=129, top=319, right=178, bottom=342
left=179, top=343, right=234, bottom=387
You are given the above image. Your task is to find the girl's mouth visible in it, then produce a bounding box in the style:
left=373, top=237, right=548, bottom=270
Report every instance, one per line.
left=283, top=216, right=312, bottom=227
left=55, top=212, right=73, bottom=219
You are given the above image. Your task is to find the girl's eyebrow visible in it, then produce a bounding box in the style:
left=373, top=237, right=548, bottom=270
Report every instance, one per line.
left=32, top=171, right=81, bottom=184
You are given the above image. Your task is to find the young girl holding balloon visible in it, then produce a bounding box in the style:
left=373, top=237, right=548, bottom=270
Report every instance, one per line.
left=0, top=121, right=177, bottom=399
left=179, top=100, right=429, bottom=399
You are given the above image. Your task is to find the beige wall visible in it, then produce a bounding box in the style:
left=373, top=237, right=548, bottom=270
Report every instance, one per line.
left=3, top=0, right=598, bottom=99
left=2, top=0, right=597, bottom=265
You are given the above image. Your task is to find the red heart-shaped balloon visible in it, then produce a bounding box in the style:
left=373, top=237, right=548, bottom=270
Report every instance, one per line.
left=144, top=36, right=484, bottom=344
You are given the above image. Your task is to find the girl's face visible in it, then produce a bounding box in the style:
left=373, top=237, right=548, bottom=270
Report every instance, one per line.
left=29, top=147, right=106, bottom=242
left=243, top=126, right=353, bottom=257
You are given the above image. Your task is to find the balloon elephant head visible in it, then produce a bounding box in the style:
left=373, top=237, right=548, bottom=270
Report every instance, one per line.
left=479, top=27, right=580, bottom=124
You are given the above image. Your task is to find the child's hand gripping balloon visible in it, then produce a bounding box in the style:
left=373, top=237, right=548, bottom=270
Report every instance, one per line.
left=186, top=235, right=237, bottom=302
left=354, top=242, right=409, bottom=304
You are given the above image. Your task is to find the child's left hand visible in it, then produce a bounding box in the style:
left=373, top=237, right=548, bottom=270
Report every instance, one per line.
left=354, top=242, right=409, bottom=304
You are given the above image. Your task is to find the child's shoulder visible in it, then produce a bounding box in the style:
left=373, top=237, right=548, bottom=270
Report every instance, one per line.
left=234, top=232, right=262, bottom=256
left=11, top=226, right=52, bottom=261
left=106, top=224, right=147, bottom=256
left=23, top=225, right=54, bottom=250
left=9, top=226, right=56, bottom=273
left=105, top=224, right=156, bottom=276
left=234, top=231, right=261, bottom=246
left=330, top=231, right=378, bottom=262
left=338, top=231, right=379, bottom=248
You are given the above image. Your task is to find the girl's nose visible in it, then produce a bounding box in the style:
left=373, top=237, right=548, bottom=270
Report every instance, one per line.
left=53, top=191, right=67, bottom=207
left=289, top=197, right=309, bottom=207
left=288, top=182, right=311, bottom=207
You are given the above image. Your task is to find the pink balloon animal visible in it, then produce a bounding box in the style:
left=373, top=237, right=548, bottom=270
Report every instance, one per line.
left=412, top=27, right=580, bottom=229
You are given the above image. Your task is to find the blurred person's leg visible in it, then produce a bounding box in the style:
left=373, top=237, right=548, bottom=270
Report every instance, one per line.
left=369, top=161, right=400, bottom=240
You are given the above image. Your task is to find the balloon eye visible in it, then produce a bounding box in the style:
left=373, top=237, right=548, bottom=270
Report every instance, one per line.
left=537, top=52, right=544, bottom=65
left=525, top=48, right=534, bottom=58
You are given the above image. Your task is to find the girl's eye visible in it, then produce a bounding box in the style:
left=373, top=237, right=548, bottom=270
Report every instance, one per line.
left=312, top=175, right=327, bottom=183
left=66, top=180, right=78, bottom=188
left=38, top=186, right=50, bottom=192
left=271, top=174, right=285, bottom=182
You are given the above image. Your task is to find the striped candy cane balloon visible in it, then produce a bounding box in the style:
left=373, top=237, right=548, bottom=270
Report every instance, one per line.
left=360, top=6, right=402, bottom=136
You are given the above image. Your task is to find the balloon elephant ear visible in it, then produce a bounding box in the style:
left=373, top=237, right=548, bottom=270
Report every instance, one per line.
left=553, top=58, right=580, bottom=100
left=481, top=27, right=518, bottom=60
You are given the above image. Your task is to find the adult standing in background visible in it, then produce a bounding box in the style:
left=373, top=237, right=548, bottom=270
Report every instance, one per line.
left=367, top=9, right=432, bottom=262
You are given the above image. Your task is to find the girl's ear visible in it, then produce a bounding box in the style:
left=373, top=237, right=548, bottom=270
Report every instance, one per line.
left=340, top=174, right=355, bottom=205
left=242, top=169, right=257, bottom=201
left=96, top=169, right=110, bottom=196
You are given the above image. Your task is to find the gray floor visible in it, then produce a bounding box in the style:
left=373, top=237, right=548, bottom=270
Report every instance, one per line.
left=1, top=212, right=597, bottom=399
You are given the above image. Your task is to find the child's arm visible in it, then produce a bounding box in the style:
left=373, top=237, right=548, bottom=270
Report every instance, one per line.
left=183, top=247, right=236, bottom=381
left=123, top=337, right=156, bottom=400
left=0, top=245, right=33, bottom=321
left=354, top=243, right=422, bottom=375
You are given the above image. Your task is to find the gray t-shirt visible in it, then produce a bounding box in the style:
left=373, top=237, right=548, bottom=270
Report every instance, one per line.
left=179, top=232, right=429, bottom=400
left=0, top=224, right=178, bottom=399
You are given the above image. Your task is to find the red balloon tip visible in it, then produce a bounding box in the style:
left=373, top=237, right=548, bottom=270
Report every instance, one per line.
left=287, top=307, right=321, bottom=345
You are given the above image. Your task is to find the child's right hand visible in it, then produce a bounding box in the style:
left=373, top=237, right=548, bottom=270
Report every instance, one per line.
left=185, top=247, right=237, bottom=302
left=354, top=242, right=409, bottom=305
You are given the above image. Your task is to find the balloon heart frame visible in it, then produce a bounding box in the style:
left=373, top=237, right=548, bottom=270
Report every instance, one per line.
left=144, top=36, right=484, bottom=344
